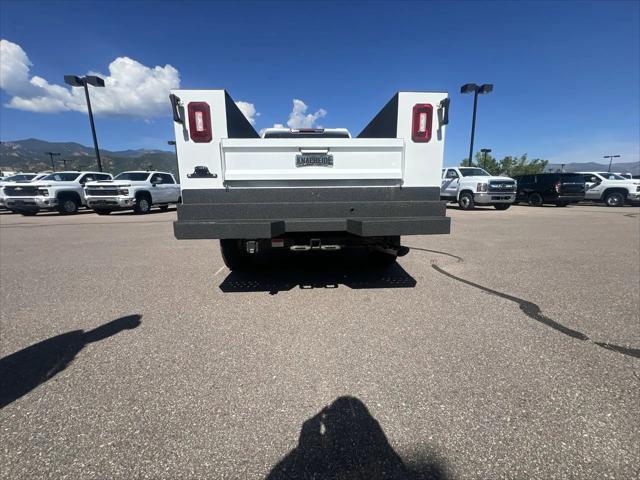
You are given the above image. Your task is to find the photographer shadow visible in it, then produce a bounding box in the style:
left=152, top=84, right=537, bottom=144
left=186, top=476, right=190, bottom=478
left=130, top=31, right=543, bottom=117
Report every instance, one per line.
left=219, top=251, right=417, bottom=294
left=0, top=315, right=141, bottom=408
left=266, top=396, right=446, bottom=480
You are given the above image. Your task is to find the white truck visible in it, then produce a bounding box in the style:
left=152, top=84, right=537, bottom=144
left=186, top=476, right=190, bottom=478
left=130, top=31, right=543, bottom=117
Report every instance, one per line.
left=440, top=167, right=516, bottom=210
left=4, top=171, right=112, bottom=215
left=578, top=172, right=640, bottom=206
left=84, top=171, right=181, bottom=215
left=168, top=89, right=451, bottom=269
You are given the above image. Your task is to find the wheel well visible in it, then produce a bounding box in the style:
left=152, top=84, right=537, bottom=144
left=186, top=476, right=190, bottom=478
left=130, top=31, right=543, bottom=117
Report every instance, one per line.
left=136, top=190, right=151, bottom=201
left=458, top=189, right=474, bottom=200
left=603, top=188, right=627, bottom=197
left=56, top=191, right=81, bottom=203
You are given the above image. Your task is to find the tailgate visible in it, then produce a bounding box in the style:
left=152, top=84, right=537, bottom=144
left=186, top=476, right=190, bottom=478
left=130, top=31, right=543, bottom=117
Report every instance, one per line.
left=221, top=138, right=404, bottom=182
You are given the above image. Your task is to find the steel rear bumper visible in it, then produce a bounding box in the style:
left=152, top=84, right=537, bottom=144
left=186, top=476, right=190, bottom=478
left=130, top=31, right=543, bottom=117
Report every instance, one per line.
left=174, top=187, right=450, bottom=239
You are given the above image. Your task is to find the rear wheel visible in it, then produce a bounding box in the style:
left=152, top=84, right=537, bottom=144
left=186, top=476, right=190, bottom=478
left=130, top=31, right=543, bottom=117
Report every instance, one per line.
left=58, top=197, right=79, bottom=215
left=528, top=192, right=543, bottom=207
left=220, top=239, right=250, bottom=271
left=369, top=250, right=397, bottom=266
left=458, top=192, right=475, bottom=210
left=493, top=203, right=511, bottom=210
left=604, top=191, right=625, bottom=207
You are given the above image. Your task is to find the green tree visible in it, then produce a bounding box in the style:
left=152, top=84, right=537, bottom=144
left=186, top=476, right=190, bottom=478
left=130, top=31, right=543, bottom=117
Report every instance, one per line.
left=459, top=151, right=501, bottom=175
left=499, top=154, right=548, bottom=177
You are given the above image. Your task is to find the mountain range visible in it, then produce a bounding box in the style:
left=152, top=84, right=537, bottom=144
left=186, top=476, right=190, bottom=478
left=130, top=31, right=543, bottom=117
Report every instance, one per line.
left=0, top=139, right=178, bottom=178
left=546, top=161, right=639, bottom=175
left=2, top=138, right=638, bottom=178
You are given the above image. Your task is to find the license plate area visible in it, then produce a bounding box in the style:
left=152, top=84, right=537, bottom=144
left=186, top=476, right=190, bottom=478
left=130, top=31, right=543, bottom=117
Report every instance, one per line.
left=296, top=154, right=333, bottom=168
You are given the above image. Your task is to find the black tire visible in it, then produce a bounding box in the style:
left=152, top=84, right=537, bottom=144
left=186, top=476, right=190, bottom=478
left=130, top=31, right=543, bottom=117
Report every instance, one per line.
left=458, top=192, right=475, bottom=210
left=220, top=239, right=250, bottom=270
left=369, top=249, right=397, bottom=267
left=159, top=205, right=169, bottom=212
left=528, top=192, right=543, bottom=207
left=494, top=203, right=511, bottom=210
left=58, top=197, right=79, bottom=215
left=604, top=191, right=625, bottom=207
left=94, top=209, right=111, bottom=215
left=134, top=195, right=151, bottom=214
left=20, top=211, right=38, bottom=216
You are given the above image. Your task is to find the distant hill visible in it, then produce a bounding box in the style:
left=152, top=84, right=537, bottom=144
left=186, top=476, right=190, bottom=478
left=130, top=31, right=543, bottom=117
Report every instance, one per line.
left=0, top=138, right=178, bottom=179
left=546, top=161, right=640, bottom=175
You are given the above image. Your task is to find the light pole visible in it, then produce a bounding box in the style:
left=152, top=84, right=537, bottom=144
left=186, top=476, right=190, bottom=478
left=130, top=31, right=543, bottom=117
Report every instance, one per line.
left=461, top=83, right=493, bottom=167
left=64, top=75, right=105, bottom=172
left=480, top=148, right=491, bottom=169
left=45, top=152, right=60, bottom=171
left=604, top=155, right=620, bottom=172
left=168, top=140, right=179, bottom=180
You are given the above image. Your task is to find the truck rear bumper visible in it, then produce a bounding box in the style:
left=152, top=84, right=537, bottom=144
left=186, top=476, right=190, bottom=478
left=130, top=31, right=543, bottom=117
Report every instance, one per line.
left=174, top=187, right=450, bottom=239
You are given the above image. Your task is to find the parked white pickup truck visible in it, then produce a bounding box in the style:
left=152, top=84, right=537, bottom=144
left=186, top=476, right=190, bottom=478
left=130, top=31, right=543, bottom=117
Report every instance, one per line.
left=168, top=89, right=451, bottom=269
left=84, top=171, right=180, bottom=215
left=578, top=172, right=640, bottom=207
left=4, top=171, right=112, bottom=215
left=440, top=167, right=516, bottom=210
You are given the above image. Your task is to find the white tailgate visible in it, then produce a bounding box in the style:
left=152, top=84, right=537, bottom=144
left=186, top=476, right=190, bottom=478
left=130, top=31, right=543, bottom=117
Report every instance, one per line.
left=221, top=138, right=404, bottom=182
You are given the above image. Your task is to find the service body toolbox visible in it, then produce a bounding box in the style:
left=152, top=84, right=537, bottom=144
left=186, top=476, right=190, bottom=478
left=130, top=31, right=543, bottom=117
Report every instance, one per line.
left=169, top=90, right=451, bottom=269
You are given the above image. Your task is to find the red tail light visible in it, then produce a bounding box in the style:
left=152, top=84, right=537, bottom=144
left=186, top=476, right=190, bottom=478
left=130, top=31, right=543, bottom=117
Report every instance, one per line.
left=555, top=181, right=561, bottom=193
left=411, top=104, right=433, bottom=143
left=188, top=102, right=212, bottom=143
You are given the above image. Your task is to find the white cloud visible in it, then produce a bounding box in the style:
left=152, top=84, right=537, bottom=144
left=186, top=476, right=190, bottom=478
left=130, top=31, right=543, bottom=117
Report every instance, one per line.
left=235, top=100, right=260, bottom=125
left=286, top=99, right=326, bottom=128
left=0, top=39, right=180, bottom=119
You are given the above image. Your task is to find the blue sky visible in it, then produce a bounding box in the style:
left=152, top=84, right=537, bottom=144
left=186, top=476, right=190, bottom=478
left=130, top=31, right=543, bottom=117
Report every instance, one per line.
left=1, top=0, right=639, bottom=167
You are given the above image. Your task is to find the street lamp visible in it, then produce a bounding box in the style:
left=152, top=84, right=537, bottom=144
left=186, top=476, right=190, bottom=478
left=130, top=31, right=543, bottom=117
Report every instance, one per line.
left=461, top=83, right=493, bottom=167
left=480, top=148, right=492, bottom=169
left=45, top=151, right=60, bottom=171
left=168, top=140, right=179, bottom=180
left=64, top=75, right=105, bottom=172
left=603, top=154, right=620, bottom=172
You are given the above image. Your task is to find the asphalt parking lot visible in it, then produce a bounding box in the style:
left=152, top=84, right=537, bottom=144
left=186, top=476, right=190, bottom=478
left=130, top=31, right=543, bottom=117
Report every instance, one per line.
left=1, top=204, right=638, bottom=479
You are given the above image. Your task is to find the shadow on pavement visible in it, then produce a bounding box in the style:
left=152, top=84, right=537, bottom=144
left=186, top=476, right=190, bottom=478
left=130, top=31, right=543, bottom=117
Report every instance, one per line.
left=219, top=251, right=416, bottom=294
left=429, top=263, right=640, bottom=360
left=266, top=396, right=447, bottom=480
left=0, top=315, right=142, bottom=408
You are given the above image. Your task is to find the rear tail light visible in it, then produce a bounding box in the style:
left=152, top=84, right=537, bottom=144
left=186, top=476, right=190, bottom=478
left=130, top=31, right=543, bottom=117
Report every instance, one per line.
left=412, top=104, right=433, bottom=142
left=555, top=181, right=561, bottom=193
left=187, top=102, right=212, bottom=143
